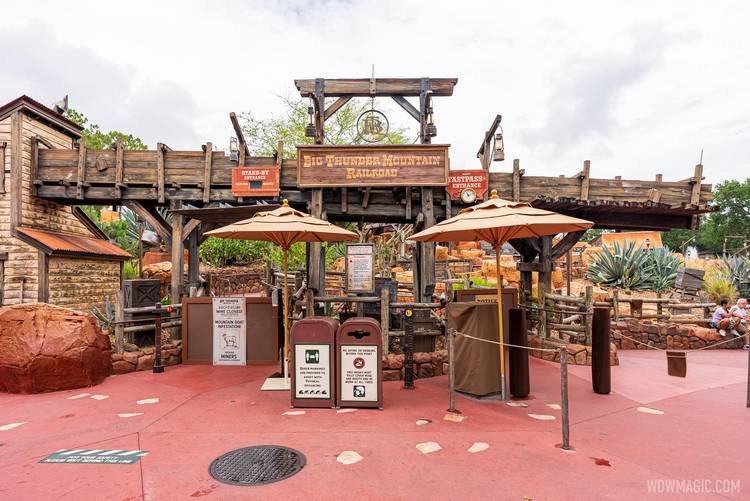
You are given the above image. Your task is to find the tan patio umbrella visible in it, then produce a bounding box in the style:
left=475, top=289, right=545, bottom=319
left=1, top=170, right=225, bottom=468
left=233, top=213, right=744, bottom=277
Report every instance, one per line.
left=410, top=190, right=592, bottom=399
left=205, top=200, right=357, bottom=387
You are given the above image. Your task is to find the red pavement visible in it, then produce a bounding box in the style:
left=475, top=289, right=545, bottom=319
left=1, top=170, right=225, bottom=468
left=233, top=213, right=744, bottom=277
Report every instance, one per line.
left=0, top=350, right=748, bottom=500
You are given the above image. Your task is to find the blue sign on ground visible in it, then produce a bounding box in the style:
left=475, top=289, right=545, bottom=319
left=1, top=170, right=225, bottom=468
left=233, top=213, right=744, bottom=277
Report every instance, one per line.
left=40, top=449, right=149, bottom=464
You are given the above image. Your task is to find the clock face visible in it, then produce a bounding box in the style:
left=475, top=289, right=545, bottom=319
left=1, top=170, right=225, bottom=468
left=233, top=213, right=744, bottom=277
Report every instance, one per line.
left=460, top=188, right=477, bottom=204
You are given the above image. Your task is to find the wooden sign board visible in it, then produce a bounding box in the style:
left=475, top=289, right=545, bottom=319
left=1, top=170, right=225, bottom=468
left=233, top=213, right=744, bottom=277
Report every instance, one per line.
left=446, top=169, right=489, bottom=201
left=231, top=166, right=280, bottom=197
left=346, top=243, right=375, bottom=293
left=297, top=144, right=449, bottom=188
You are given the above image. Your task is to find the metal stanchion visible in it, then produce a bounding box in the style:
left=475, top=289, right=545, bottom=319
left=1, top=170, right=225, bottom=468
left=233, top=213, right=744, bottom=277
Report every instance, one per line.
left=403, top=308, right=415, bottom=389
left=153, top=302, right=164, bottom=374
left=448, top=328, right=456, bottom=413
left=559, top=347, right=571, bottom=450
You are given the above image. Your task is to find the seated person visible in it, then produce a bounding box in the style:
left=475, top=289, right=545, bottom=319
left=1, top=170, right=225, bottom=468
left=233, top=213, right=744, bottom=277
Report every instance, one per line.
left=711, top=297, right=736, bottom=337
left=729, top=298, right=750, bottom=349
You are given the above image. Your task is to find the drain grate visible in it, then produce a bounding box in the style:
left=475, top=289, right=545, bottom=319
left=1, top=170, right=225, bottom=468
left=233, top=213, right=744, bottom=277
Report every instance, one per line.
left=209, top=445, right=306, bottom=486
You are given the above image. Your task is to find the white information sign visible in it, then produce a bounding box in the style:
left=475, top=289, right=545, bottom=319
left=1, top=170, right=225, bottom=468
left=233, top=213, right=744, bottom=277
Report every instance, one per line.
left=294, top=343, right=331, bottom=399
left=340, top=345, right=378, bottom=402
left=212, top=297, right=246, bottom=365
left=346, top=244, right=374, bottom=293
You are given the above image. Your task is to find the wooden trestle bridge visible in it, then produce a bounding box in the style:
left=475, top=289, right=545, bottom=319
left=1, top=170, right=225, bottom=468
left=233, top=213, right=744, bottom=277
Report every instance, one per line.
left=29, top=77, right=713, bottom=306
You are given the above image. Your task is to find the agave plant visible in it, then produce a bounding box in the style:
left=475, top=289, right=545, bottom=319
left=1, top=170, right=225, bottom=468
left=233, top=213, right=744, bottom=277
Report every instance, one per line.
left=718, top=256, right=750, bottom=285
left=586, top=241, right=680, bottom=291
left=91, top=297, right=115, bottom=334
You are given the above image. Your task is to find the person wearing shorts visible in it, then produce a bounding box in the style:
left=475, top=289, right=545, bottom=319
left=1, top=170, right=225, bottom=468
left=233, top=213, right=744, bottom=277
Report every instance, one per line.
left=729, top=298, right=750, bottom=349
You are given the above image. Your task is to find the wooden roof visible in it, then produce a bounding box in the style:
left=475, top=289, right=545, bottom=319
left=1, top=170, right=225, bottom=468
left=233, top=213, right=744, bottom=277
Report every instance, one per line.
left=169, top=204, right=279, bottom=224
left=0, top=95, right=82, bottom=138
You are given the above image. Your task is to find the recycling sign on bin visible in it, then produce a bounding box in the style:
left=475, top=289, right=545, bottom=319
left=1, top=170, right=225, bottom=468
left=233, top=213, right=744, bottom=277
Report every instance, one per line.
left=294, top=343, right=330, bottom=399
left=340, top=345, right=378, bottom=402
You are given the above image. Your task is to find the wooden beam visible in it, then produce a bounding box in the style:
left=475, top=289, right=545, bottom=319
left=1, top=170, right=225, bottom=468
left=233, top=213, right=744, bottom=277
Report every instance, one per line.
left=655, top=174, right=663, bottom=182
left=202, top=142, right=212, bottom=203
left=646, top=188, right=661, bottom=203
left=0, top=141, right=5, bottom=195
left=391, top=95, right=421, bottom=122
left=579, top=159, right=590, bottom=201
left=114, top=138, right=124, bottom=199
left=324, top=96, right=352, bottom=121
left=550, top=230, right=586, bottom=261
left=229, top=112, right=250, bottom=155
left=10, top=112, right=22, bottom=231
left=418, top=187, right=435, bottom=302
left=476, top=114, right=502, bottom=165
left=187, top=230, right=200, bottom=290
left=362, top=187, right=371, bottom=209
left=308, top=189, right=324, bottom=293
left=341, top=187, right=348, bottom=213
left=37, top=251, right=49, bottom=303
left=156, top=143, right=166, bottom=203
left=690, top=164, right=703, bottom=205
left=538, top=235, right=553, bottom=298
left=76, top=138, right=87, bottom=200
left=30, top=137, right=39, bottom=196
left=312, top=78, right=326, bottom=144
left=170, top=200, right=184, bottom=306
left=124, top=201, right=172, bottom=249
left=512, top=159, right=522, bottom=201
left=295, top=78, right=457, bottom=97
left=405, top=186, right=412, bottom=220
left=181, top=218, right=202, bottom=242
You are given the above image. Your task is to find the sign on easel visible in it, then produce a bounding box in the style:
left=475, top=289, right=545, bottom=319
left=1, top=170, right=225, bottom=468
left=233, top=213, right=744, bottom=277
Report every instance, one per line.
left=212, top=297, right=246, bottom=365
left=346, top=244, right=375, bottom=293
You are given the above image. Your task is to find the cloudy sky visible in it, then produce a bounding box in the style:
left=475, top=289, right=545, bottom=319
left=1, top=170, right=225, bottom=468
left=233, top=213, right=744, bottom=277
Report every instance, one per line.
left=2, top=1, right=747, bottom=184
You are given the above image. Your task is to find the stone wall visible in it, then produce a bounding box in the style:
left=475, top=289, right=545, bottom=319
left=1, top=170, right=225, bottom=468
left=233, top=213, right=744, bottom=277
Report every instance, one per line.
left=111, top=340, right=183, bottom=375
left=610, top=319, right=743, bottom=350
left=528, top=334, right=619, bottom=366
left=48, top=257, right=121, bottom=311
left=382, top=350, right=448, bottom=381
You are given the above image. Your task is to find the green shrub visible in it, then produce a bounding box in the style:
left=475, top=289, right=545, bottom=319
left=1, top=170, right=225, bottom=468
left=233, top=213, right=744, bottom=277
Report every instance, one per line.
left=702, top=277, right=738, bottom=303
left=199, top=238, right=273, bottom=267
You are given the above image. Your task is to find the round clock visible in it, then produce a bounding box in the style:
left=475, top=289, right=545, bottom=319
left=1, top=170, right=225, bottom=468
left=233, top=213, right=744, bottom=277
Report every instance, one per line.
left=460, top=188, right=477, bottom=204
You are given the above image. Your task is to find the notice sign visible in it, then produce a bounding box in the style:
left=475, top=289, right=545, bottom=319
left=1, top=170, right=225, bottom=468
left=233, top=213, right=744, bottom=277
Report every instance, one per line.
left=340, top=345, right=378, bottom=402
left=40, top=449, right=148, bottom=464
left=294, top=343, right=330, bottom=399
left=231, top=165, right=280, bottom=197
left=212, top=297, right=246, bottom=365
left=446, top=169, right=489, bottom=201
left=346, top=244, right=374, bottom=293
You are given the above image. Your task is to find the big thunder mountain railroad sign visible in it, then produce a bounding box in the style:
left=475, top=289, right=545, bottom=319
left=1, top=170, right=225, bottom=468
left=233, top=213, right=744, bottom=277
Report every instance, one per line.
left=296, top=144, right=450, bottom=188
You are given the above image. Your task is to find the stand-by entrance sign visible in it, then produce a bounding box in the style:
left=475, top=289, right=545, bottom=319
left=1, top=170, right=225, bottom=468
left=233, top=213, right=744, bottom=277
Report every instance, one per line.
left=212, top=297, right=246, bottom=365
left=231, top=165, right=280, bottom=197
left=297, top=144, right=449, bottom=187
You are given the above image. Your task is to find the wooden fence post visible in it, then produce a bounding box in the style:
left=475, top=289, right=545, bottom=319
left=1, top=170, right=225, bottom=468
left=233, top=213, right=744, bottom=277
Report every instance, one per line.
left=539, top=282, right=547, bottom=338
left=304, top=289, right=314, bottom=318
left=114, top=289, right=125, bottom=354
left=380, top=287, right=390, bottom=355
left=612, top=289, right=620, bottom=322
left=584, top=285, right=594, bottom=345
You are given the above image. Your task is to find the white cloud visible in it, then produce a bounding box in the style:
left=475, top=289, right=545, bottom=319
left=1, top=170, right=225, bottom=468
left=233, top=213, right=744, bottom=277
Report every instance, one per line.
left=1, top=0, right=747, bottom=184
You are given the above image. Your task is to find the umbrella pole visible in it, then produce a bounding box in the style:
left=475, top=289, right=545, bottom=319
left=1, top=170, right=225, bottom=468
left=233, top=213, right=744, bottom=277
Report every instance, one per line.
left=495, top=247, right=507, bottom=400
left=283, top=247, right=290, bottom=386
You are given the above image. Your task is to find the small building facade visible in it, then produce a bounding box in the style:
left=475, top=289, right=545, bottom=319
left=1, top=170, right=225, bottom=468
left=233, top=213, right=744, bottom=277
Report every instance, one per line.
left=0, top=95, right=129, bottom=310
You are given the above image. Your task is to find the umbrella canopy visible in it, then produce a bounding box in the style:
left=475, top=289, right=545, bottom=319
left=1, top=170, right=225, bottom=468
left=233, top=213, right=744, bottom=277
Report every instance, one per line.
left=411, top=189, right=592, bottom=400
left=410, top=190, right=593, bottom=246
left=205, top=200, right=357, bottom=247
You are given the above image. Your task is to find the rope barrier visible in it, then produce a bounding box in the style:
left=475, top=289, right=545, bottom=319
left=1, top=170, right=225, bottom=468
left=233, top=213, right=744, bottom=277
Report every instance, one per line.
left=453, top=330, right=562, bottom=353
left=519, top=305, right=594, bottom=316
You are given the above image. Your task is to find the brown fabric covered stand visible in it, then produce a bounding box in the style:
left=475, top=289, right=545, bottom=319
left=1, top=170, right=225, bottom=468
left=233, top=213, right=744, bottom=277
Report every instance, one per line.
left=447, top=301, right=501, bottom=397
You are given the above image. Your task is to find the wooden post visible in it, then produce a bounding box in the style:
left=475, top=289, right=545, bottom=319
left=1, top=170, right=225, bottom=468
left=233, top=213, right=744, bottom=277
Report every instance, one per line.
left=512, top=159, right=521, bottom=201
left=656, top=292, right=663, bottom=320
left=114, top=138, right=124, bottom=199
left=114, top=289, right=124, bottom=353
left=0, top=141, right=6, bottom=195
left=30, top=137, right=39, bottom=196
left=308, top=189, right=324, bottom=294
left=539, top=282, right=547, bottom=338
left=170, top=200, right=183, bottom=339
left=538, top=235, right=553, bottom=298
left=202, top=142, right=212, bottom=203
left=566, top=248, right=572, bottom=296
left=419, top=187, right=436, bottom=303
left=9, top=112, right=22, bottom=232
left=584, top=285, right=594, bottom=345
left=37, top=251, right=49, bottom=302
left=381, top=287, right=390, bottom=355
left=580, top=160, right=591, bottom=201
left=304, top=288, right=314, bottom=318
left=156, top=143, right=166, bottom=204
left=690, top=164, right=703, bottom=205
left=612, top=289, right=620, bottom=321
left=76, top=138, right=87, bottom=200
left=405, top=186, right=412, bottom=220
left=187, top=229, right=200, bottom=291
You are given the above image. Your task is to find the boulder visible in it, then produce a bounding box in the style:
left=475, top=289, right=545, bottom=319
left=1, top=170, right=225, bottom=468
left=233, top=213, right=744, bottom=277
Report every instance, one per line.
left=418, top=363, right=434, bottom=378
left=112, top=360, right=136, bottom=375
left=136, top=354, right=154, bottom=371
left=0, top=303, right=112, bottom=393
left=414, top=352, right=431, bottom=364
left=385, top=354, right=405, bottom=370
left=382, top=369, right=402, bottom=381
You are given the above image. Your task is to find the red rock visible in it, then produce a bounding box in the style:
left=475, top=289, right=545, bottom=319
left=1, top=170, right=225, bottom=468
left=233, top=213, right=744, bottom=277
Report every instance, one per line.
left=431, top=360, right=443, bottom=376
left=142, top=346, right=155, bottom=355
left=382, top=369, right=402, bottom=381
left=112, top=360, right=135, bottom=374
left=621, top=337, right=636, bottom=350
left=414, top=352, right=431, bottom=364
left=136, top=354, right=154, bottom=371
left=0, top=304, right=111, bottom=393
left=111, top=353, right=123, bottom=362
left=574, top=350, right=587, bottom=365
left=123, top=351, right=140, bottom=364
left=385, top=354, right=404, bottom=370
left=418, top=363, right=434, bottom=378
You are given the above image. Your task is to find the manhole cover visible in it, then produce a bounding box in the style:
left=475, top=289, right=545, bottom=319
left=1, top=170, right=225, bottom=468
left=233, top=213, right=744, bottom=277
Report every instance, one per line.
left=209, top=446, right=306, bottom=486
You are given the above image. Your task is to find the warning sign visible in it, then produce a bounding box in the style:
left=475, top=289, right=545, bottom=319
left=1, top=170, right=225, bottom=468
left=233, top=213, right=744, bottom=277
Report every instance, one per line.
left=212, top=297, right=246, bottom=365
left=294, top=343, right=330, bottom=399
left=340, top=345, right=378, bottom=402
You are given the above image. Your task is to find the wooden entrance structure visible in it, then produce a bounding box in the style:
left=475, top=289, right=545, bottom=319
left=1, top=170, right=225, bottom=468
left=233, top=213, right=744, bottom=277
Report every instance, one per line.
left=29, top=76, right=714, bottom=316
